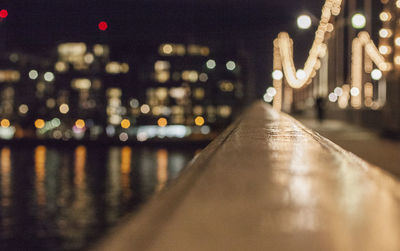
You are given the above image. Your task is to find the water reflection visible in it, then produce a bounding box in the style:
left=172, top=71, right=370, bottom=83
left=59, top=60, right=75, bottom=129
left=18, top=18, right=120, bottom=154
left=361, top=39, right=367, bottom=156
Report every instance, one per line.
left=0, top=145, right=194, bottom=250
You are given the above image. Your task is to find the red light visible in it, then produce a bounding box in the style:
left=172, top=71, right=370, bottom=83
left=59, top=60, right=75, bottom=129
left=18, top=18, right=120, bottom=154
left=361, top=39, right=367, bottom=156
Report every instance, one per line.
left=98, top=21, right=108, bottom=31
left=0, top=9, right=8, bottom=19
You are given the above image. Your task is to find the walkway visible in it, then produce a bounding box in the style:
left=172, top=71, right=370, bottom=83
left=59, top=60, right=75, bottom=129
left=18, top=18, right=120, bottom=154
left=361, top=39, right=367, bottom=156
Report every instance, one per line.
left=298, top=117, right=400, bottom=178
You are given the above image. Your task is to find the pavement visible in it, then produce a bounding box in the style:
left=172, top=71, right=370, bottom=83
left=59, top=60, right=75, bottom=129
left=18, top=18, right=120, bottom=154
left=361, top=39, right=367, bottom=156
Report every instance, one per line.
left=297, top=117, right=400, bottom=178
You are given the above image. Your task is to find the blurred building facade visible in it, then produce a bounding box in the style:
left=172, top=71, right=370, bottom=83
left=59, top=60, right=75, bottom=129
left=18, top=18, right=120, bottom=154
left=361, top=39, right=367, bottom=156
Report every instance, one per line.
left=0, top=41, right=244, bottom=141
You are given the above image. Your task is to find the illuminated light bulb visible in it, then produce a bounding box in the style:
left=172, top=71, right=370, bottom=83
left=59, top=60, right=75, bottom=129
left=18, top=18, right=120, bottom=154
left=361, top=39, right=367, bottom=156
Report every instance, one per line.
left=140, top=104, right=150, bottom=114
left=119, top=132, right=128, bottom=142
left=162, top=44, right=173, bottom=54
left=0, top=119, right=10, bottom=128
left=296, top=69, right=307, bottom=80
left=157, top=117, right=167, bottom=127
left=395, top=37, right=400, bottom=46
left=29, top=70, right=39, bottom=80
left=352, top=13, right=366, bottom=29
left=350, top=87, right=360, bottom=97
left=297, top=15, right=312, bottom=29
left=75, top=119, right=85, bottom=129
left=379, top=45, right=391, bottom=55
left=334, top=87, right=343, bottom=96
left=327, top=23, right=334, bottom=32
left=35, top=119, right=45, bottom=129
left=394, top=56, right=400, bottom=65
left=371, top=69, right=382, bottom=80
left=194, top=116, right=205, bottom=126
left=120, top=119, right=131, bottom=129
left=19, top=104, right=29, bottom=114
left=206, top=59, right=216, bottom=69
left=267, top=87, right=277, bottom=97
left=272, top=70, right=283, bottom=80
left=263, top=93, right=273, bottom=103
left=379, top=28, right=392, bottom=38
left=379, top=11, right=391, bottom=22
left=226, top=61, right=236, bottom=71
left=59, top=104, right=69, bottom=114
left=44, top=72, right=55, bottom=82
left=328, top=93, right=338, bottom=102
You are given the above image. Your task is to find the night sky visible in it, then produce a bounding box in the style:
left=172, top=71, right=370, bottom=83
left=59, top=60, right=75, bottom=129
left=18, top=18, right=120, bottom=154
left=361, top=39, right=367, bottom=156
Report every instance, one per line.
left=0, top=0, right=324, bottom=97
left=2, top=0, right=323, bottom=49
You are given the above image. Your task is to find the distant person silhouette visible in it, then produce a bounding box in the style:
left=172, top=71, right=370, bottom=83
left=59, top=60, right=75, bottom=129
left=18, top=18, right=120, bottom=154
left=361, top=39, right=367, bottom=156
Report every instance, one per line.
left=315, top=97, right=325, bottom=122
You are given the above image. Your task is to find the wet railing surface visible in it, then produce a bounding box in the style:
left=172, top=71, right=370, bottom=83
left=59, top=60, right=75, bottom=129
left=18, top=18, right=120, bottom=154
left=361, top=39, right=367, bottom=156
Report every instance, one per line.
left=93, top=102, right=400, bottom=251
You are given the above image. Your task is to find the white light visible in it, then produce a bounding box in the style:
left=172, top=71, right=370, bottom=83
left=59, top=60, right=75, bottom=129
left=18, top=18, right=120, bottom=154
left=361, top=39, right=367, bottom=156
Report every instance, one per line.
left=371, top=69, right=382, bottom=80
left=297, top=15, right=312, bottom=30
left=352, top=13, right=366, bottom=29
left=140, top=104, right=150, bottom=114
left=328, top=93, right=338, bottom=102
left=226, top=61, right=236, bottom=71
left=44, top=72, right=55, bottom=82
left=29, top=70, right=39, bottom=80
left=296, top=69, right=307, bottom=80
left=334, top=87, right=343, bottom=97
left=266, top=87, right=277, bottom=97
left=19, top=104, right=29, bottom=114
left=206, top=59, right=216, bottom=69
left=379, top=29, right=391, bottom=38
left=59, top=104, right=69, bottom=114
left=272, top=70, right=283, bottom=80
left=350, top=87, right=360, bottom=97
left=119, top=132, right=129, bottom=142
left=263, top=93, right=273, bottom=103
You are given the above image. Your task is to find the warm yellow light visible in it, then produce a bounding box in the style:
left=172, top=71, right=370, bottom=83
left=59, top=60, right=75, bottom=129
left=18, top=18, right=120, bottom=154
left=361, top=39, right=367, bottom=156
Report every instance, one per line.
left=395, top=37, right=400, bottom=46
left=379, top=11, right=391, bottom=22
left=194, top=116, right=205, bottom=126
left=396, top=0, right=400, bottom=8
left=394, top=56, right=400, bottom=65
left=1, top=119, right=10, bottom=128
left=55, top=61, right=68, bottom=73
left=75, top=119, right=85, bottom=129
left=121, top=119, right=131, bottom=129
left=59, top=104, right=69, bottom=114
left=35, top=119, right=45, bottom=129
left=157, top=118, right=168, bottom=127
left=140, top=104, right=150, bottom=114
left=162, top=44, right=173, bottom=54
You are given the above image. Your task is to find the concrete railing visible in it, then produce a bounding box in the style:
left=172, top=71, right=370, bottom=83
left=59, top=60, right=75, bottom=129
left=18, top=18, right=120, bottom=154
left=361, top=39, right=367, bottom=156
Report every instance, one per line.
left=91, top=102, right=400, bottom=251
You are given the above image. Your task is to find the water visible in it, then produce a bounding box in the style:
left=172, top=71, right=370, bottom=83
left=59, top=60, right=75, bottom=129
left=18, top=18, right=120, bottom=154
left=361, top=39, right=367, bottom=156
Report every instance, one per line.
left=0, top=145, right=196, bottom=250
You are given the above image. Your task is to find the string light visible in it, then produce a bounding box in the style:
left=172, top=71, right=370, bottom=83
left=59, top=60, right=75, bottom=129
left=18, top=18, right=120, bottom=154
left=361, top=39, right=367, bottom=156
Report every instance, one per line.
left=272, top=0, right=389, bottom=111
left=273, top=0, right=342, bottom=94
